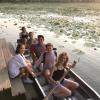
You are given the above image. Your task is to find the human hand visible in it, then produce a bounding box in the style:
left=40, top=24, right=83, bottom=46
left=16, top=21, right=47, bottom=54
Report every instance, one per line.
left=72, top=60, right=77, bottom=68
left=31, top=72, right=36, bottom=78
left=67, top=64, right=72, bottom=68
left=67, top=60, right=77, bottom=68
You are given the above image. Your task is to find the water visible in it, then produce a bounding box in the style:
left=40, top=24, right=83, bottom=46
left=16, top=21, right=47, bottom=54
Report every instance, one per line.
left=0, top=3, right=100, bottom=95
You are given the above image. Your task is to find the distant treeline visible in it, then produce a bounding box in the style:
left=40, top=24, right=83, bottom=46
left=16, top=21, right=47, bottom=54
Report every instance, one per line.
left=0, top=0, right=99, bottom=3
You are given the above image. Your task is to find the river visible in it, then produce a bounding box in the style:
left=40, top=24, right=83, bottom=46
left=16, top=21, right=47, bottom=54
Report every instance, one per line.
left=0, top=3, right=100, bottom=95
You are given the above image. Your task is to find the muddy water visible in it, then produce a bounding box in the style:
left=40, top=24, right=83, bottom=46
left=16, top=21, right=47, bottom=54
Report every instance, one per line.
left=0, top=3, right=100, bottom=95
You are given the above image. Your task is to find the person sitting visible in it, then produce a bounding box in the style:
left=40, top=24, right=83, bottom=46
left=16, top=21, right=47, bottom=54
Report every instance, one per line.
left=8, top=43, right=35, bottom=83
left=20, top=38, right=30, bottom=55
left=33, top=43, right=57, bottom=77
left=30, top=35, right=46, bottom=62
left=46, top=52, right=79, bottom=97
left=19, top=26, right=29, bottom=40
left=28, top=32, right=38, bottom=47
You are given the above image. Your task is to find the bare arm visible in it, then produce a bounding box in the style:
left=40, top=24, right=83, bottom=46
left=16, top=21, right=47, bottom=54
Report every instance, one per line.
left=33, top=54, right=43, bottom=69
left=24, top=57, right=36, bottom=77
left=47, top=66, right=59, bottom=85
left=67, top=60, right=77, bottom=69
left=25, top=65, right=36, bottom=78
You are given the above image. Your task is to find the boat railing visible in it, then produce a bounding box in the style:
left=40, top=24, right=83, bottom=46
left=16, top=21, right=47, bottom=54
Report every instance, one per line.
left=69, top=69, right=100, bottom=100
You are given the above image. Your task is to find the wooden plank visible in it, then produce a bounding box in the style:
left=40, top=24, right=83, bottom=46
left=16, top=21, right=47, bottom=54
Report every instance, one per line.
left=10, top=78, right=25, bottom=97
left=0, top=39, right=11, bottom=92
left=0, top=48, right=11, bottom=91
left=1, top=39, right=13, bottom=64
left=24, top=83, right=39, bottom=100
left=8, top=42, right=15, bottom=56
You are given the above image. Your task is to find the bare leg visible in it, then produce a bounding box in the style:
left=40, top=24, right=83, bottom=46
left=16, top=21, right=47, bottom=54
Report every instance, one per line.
left=54, top=84, right=72, bottom=97
left=63, top=79, right=79, bottom=91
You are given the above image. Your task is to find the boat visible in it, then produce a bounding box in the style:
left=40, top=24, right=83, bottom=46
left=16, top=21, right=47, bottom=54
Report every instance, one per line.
left=14, top=39, right=100, bottom=100
left=0, top=39, right=100, bottom=100
left=33, top=68, right=100, bottom=100
left=26, top=54, right=100, bottom=100
left=24, top=48, right=100, bottom=100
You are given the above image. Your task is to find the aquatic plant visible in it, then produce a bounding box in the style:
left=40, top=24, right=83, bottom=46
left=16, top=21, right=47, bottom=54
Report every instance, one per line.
left=0, top=3, right=100, bottom=48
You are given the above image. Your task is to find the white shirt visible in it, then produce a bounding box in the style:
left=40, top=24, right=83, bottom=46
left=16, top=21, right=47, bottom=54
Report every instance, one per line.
left=8, top=54, right=27, bottom=78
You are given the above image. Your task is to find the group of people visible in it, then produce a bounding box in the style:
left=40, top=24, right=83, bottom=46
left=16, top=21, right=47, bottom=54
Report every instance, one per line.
left=8, top=26, right=79, bottom=98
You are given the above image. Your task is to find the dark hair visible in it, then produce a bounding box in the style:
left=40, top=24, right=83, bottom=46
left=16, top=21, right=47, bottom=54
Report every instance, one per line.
left=29, top=32, right=34, bottom=37
left=29, top=32, right=32, bottom=35
left=21, top=27, right=26, bottom=31
left=38, top=35, right=44, bottom=40
left=15, top=43, right=24, bottom=54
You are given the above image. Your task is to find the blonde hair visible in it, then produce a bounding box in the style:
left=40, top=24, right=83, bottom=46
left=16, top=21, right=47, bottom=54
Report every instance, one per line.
left=46, top=43, right=53, bottom=48
left=55, top=52, right=69, bottom=68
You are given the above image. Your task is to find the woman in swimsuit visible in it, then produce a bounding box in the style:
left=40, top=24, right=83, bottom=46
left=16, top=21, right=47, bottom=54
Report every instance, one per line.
left=47, top=52, right=79, bottom=97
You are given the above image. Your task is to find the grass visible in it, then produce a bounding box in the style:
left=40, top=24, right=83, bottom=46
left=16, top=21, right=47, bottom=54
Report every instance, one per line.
left=0, top=3, right=100, bottom=14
